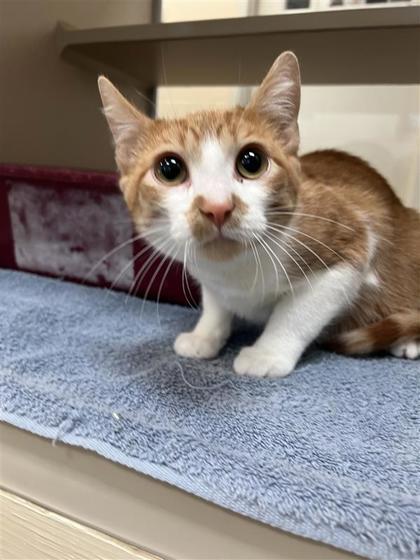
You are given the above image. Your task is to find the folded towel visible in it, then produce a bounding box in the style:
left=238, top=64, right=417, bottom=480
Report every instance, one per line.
left=1, top=270, right=419, bottom=560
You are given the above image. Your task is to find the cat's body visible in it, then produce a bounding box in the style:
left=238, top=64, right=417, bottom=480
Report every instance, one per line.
left=98, top=52, right=420, bottom=377
left=189, top=148, right=419, bottom=325
left=300, top=150, right=420, bottom=341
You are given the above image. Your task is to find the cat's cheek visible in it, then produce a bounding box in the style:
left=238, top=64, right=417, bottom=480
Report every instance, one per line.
left=232, top=181, right=268, bottom=234
left=164, top=190, right=195, bottom=244
left=167, top=212, right=191, bottom=244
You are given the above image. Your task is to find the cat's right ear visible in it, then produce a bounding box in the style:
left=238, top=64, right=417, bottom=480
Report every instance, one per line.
left=98, top=76, right=151, bottom=173
left=248, top=52, right=301, bottom=153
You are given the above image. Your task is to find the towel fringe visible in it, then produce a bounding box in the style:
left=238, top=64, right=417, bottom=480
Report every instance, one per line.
left=52, top=415, right=77, bottom=447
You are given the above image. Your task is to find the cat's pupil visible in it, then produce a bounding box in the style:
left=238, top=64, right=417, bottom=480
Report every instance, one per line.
left=240, top=150, right=261, bottom=173
left=159, top=156, right=182, bottom=181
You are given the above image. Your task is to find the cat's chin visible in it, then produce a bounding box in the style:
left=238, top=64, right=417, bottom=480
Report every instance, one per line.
left=198, top=236, right=243, bottom=262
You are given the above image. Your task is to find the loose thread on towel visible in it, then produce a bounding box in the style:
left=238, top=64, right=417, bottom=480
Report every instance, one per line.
left=176, top=361, right=230, bottom=391
left=52, top=416, right=75, bottom=447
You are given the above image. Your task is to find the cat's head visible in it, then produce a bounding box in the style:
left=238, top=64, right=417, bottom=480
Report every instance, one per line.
left=98, top=51, right=301, bottom=261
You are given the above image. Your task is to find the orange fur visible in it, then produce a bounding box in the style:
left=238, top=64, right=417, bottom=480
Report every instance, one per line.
left=298, top=151, right=420, bottom=353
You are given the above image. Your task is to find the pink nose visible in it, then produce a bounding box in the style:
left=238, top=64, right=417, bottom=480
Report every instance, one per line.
left=198, top=199, right=234, bottom=228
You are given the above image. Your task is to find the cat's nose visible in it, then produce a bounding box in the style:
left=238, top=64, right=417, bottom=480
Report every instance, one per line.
left=198, top=199, right=234, bottom=228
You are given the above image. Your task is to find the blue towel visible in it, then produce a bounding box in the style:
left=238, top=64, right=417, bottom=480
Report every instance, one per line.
left=0, top=269, right=419, bottom=559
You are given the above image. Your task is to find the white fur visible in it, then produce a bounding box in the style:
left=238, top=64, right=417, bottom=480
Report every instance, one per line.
left=366, top=272, right=380, bottom=287
left=191, top=138, right=235, bottom=204
left=391, top=340, right=420, bottom=360
left=155, top=138, right=273, bottom=252
left=192, top=138, right=269, bottom=237
left=365, top=223, right=378, bottom=265
left=232, top=264, right=362, bottom=377
left=174, top=288, right=232, bottom=359
left=155, top=137, right=367, bottom=378
left=177, top=257, right=363, bottom=377
left=362, top=225, right=380, bottom=288
left=176, top=226, right=365, bottom=377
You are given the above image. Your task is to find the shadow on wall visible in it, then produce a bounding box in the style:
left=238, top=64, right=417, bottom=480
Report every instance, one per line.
left=0, top=0, right=152, bottom=171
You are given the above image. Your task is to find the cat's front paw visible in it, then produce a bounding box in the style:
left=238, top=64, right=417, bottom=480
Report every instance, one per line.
left=174, top=332, right=222, bottom=359
left=233, top=346, right=296, bottom=378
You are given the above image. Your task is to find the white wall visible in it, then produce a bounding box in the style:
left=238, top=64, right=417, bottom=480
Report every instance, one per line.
left=158, top=1, right=419, bottom=209
left=299, top=85, right=420, bottom=210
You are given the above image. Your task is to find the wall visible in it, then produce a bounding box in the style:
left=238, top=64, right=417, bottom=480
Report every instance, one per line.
left=158, top=1, right=419, bottom=209
left=0, top=0, right=152, bottom=171
left=2, top=0, right=417, bottom=207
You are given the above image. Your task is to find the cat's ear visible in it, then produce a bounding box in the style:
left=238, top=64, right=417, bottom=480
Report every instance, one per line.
left=98, top=76, right=151, bottom=173
left=248, top=51, right=301, bottom=153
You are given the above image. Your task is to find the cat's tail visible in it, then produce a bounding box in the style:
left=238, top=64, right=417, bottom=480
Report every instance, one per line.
left=326, top=311, right=420, bottom=358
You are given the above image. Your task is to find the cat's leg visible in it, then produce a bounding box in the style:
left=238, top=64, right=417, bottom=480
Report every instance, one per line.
left=234, top=265, right=363, bottom=378
left=174, top=287, right=233, bottom=359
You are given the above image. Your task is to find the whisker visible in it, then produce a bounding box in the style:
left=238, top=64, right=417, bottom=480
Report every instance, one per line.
left=255, top=232, right=297, bottom=299
left=186, top=242, right=199, bottom=306
left=255, top=232, right=280, bottom=295
left=82, top=232, right=144, bottom=285
left=134, top=88, right=157, bottom=112
left=127, top=237, right=173, bottom=303
left=127, top=241, right=166, bottom=299
left=182, top=242, right=199, bottom=309
left=82, top=219, right=171, bottom=286
left=266, top=224, right=332, bottom=273
left=265, top=209, right=355, bottom=232
left=106, top=239, right=164, bottom=295
left=192, top=242, right=199, bottom=270
left=263, top=230, right=314, bottom=293
left=140, top=243, right=178, bottom=319
left=155, top=247, right=181, bottom=329
left=181, top=245, right=193, bottom=309
left=265, top=226, right=352, bottom=306
left=261, top=233, right=295, bottom=299
left=280, top=235, right=317, bottom=277
left=126, top=250, right=159, bottom=302
left=160, top=43, right=176, bottom=118
left=237, top=233, right=260, bottom=294
left=252, top=233, right=265, bottom=302
left=266, top=222, right=346, bottom=264
left=247, top=238, right=259, bottom=292
left=267, top=208, right=395, bottom=247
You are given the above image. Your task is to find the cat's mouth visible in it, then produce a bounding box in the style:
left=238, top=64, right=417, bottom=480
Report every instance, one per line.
left=201, top=228, right=239, bottom=245
left=198, top=234, right=243, bottom=261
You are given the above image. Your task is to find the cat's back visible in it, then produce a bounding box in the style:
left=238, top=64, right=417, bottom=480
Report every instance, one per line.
left=300, top=149, right=402, bottom=207
left=300, top=149, right=419, bottom=310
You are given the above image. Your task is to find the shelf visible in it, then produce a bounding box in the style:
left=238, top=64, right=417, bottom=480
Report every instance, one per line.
left=56, top=6, right=420, bottom=86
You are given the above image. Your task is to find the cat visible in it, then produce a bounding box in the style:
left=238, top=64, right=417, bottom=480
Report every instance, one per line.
left=98, top=51, right=420, bottom=378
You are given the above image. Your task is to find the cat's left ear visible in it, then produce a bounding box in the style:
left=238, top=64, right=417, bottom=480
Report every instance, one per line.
left=248, top=51, right=301, bottom=153
left=98, top=76, right=151, bottom=173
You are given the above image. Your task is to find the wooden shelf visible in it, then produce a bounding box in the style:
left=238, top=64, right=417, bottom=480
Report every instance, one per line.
left=56, top=6, right=420, bottom=86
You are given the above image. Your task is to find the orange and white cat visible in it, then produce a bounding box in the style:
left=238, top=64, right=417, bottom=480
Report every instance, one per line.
left=98, top=51, right=420, bottom=378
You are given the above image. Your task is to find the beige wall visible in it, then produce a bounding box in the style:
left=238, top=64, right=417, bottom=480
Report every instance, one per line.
left=0, top=0, right=152, bottom=171
left=2, top=0, right=417, bottom=208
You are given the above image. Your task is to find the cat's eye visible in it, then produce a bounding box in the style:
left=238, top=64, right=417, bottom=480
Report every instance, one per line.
left=155, top=154, right=187, bottom=185
left=236, top=146, right=267, bottom=179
